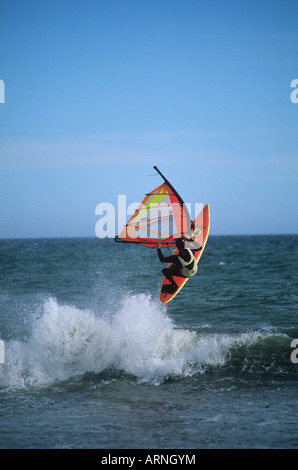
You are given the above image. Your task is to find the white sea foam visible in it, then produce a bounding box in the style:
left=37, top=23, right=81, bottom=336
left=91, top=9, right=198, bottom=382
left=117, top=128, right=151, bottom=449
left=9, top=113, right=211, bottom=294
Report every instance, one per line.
left=0, top=294, right=273, bottom=389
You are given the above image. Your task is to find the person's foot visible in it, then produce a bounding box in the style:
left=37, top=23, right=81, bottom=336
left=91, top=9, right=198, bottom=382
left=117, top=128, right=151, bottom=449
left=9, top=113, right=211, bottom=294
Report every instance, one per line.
left=162, top=284, right=178, bottom=294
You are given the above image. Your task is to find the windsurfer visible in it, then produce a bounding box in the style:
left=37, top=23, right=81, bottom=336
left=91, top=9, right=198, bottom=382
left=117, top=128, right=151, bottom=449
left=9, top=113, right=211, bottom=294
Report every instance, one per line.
left=156, top=238, right=202, bottom=294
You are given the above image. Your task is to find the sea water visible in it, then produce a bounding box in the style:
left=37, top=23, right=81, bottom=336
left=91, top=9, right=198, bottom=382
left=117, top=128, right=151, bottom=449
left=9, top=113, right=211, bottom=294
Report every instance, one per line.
left=0, top=236, right=298, bottom=449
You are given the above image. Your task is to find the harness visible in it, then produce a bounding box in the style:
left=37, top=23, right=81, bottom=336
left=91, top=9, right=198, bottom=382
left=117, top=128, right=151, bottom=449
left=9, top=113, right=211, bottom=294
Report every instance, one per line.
left=177, top=249, right=198, bottom=277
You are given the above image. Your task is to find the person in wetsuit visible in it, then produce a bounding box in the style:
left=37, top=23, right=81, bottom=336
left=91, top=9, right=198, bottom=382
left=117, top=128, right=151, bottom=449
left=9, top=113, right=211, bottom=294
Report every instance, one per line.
left=156, top=237, right=202, bottom=294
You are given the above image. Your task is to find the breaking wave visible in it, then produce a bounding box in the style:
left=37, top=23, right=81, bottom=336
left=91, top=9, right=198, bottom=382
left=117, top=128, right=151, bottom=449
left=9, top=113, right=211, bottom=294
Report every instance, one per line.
left=0, top=294, right=295, bottom=389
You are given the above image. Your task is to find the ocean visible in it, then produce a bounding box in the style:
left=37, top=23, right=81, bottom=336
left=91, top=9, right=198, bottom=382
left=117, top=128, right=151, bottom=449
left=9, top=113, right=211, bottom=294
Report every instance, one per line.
left=0, top=235, right=298, bottom=450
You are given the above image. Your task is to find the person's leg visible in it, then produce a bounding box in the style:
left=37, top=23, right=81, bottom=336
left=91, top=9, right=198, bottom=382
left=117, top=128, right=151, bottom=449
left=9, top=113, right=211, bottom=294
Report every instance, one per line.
left=162, top=266, right=185, bottom=293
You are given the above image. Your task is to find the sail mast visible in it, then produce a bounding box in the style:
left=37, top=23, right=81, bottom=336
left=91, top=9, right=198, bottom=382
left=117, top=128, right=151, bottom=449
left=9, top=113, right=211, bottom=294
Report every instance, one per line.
left=153, top=166, right=168, bottom=183
left=153, top=166, right=189, bottom=218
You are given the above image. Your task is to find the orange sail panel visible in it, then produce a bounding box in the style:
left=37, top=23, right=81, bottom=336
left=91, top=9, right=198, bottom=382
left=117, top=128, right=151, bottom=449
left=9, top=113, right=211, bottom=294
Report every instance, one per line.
left=116, top=181, right=191, bottom=248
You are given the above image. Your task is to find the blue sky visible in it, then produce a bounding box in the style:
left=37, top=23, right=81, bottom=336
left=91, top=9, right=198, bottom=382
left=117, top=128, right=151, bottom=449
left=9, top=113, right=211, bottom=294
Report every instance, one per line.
left=0, top=0, right=297, bottom=237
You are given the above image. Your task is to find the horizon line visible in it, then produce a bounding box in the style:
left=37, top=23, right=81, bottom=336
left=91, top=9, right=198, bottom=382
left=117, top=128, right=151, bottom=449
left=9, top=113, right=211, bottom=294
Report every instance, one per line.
left=0, top=233, right=297, bottom=241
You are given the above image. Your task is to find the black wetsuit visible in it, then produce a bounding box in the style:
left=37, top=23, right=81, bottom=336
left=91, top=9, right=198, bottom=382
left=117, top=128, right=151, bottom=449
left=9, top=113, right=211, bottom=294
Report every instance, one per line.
left=157, top=244, right=202, bottom=289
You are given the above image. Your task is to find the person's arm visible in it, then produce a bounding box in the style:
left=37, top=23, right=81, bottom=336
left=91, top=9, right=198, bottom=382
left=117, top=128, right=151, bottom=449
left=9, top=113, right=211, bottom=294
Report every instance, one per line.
left=185, top=238, right=202, bottom=251
left=156, top=242, right=175, bottom=263
left=185, top=222, right=203, bottom=251
left=193, top=244, right=202, bottom=252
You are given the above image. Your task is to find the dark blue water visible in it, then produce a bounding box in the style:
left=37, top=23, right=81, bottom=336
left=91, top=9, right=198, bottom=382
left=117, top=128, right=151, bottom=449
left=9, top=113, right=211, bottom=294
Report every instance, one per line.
left=0, top=236, right=298, bottom=448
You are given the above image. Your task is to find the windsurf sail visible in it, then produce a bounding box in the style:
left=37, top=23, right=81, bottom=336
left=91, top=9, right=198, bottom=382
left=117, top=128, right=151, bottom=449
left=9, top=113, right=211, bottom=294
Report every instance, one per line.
left=114, top=166, right=192, bottom=248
